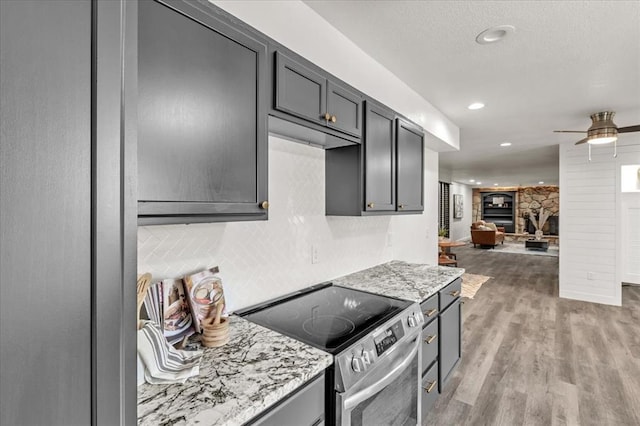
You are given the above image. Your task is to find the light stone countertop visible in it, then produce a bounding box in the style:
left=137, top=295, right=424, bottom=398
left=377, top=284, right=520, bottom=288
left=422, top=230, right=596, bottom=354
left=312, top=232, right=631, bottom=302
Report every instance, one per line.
left=332, top=260, right=465, bottom=302
left=137, top=316, right=333, bottom=426
left=137, top=261, right=462, bottom=425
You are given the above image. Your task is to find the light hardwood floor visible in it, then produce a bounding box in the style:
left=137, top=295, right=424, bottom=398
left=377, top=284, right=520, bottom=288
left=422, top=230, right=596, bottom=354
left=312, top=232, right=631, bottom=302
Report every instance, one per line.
left=424, top=244, right=640, bottom=426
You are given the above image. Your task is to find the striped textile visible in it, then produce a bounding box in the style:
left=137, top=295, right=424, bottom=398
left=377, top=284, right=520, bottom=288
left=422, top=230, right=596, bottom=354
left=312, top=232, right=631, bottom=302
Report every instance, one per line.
left=137, top=321, right=203, bottom=384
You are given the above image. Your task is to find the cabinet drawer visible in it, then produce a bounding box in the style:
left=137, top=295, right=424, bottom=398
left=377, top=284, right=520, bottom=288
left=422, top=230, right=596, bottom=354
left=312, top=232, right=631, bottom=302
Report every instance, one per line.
left=421, top=318, right=438, bottom=373
left=421, top=361, right=439, bottom=420
left=420, top=294, right=439, bottom=324
left=439, top=278, right=462, bottom=311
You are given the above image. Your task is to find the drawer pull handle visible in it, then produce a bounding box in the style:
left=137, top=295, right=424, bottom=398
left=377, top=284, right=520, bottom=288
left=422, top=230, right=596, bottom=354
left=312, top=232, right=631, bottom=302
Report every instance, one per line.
left=324, top=112, right=331, bottom=121
left=260, top=201, right=270, bottom=210
left=331, top=115, right=337, bottom=123
left=424, top=334, right=437, bottom=344
left=450, top=290, right=461, bottom=297
left=423, top=380, right=437, bottom=393
left=367, top=202, right=375, bottom=209
left=424, top=308, right=437, bottom=317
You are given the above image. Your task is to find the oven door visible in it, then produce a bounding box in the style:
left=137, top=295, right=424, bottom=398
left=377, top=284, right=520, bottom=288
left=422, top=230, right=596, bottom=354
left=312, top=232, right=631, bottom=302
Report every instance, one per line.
left=336, top=331, right=421, bottom=426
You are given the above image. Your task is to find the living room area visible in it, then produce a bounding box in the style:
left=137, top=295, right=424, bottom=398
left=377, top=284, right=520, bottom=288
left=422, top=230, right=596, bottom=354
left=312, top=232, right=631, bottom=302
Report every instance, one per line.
left=438, top=181, right=561, bottom=261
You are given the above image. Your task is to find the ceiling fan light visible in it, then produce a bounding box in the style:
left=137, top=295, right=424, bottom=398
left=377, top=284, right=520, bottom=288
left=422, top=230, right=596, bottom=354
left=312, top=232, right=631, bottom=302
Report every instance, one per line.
left=588, top=135, right=617, bottom=145
left=587, top=111, right=618, bottom=144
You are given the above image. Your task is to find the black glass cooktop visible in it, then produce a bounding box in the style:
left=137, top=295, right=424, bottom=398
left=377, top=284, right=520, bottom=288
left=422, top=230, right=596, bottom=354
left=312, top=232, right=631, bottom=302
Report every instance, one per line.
left=238, top=284, right=412, bottom=354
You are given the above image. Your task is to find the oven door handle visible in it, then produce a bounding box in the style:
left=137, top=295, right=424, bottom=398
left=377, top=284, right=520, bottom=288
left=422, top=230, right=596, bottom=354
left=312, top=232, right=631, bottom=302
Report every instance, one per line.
left=343, top=336, right=419, bottom=411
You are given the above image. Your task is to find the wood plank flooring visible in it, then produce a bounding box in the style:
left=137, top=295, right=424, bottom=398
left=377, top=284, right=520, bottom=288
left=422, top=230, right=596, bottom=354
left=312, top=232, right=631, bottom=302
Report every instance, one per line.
left=424, top=245, right=640, bottom=426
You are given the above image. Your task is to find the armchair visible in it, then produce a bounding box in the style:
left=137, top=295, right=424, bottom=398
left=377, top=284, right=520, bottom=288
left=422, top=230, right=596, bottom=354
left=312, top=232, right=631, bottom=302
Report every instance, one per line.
left=470, top=220, right=505, bottom=248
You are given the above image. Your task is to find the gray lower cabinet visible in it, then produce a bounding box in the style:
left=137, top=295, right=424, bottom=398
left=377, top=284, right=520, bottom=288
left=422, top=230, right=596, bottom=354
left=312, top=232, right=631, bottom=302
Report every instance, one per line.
left=421, top=318, right=439, bottom=373
left=248, top=373, right=325, bottom=426
left=420, top=283, right=462, bottom=423
left=439, top=297, right=462, bottom=391
left=1, top=0, right=136, bottom=424
left=396, top=119, right=424, bottom=212
left=421, top=362, right=440, bottom=416
left=274, top=51, right=363, bottom=139
left=137, top=0, right=268, bottom=225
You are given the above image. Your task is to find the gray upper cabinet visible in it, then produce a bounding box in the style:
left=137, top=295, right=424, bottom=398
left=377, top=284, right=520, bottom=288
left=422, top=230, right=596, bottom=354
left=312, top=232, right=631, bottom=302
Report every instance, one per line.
left=274, top=51, right=363, bottom=139
left=364, top=101, right=396, bottom=212
left=275, top=52, right=327, bottom=127
left=327, top=80, right=363, bottom=137
left=326, top=104, right=425, bottom=216
left=137, top=0, right=268, bottom=224
left=396, top=119, right=424, bottom=212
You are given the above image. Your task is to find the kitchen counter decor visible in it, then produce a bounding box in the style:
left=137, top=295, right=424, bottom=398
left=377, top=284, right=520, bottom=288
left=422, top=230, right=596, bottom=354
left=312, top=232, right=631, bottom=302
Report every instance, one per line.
left=332, top=260, right=464, bottom=302
left=137, top=321, right=203, bottom=385
left=137, top=316, right=333, bottom=426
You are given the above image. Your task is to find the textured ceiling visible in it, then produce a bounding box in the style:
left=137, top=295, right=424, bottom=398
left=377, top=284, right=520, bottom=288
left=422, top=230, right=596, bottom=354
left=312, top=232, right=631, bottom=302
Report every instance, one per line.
left=304, top=0, right=640, bottom=186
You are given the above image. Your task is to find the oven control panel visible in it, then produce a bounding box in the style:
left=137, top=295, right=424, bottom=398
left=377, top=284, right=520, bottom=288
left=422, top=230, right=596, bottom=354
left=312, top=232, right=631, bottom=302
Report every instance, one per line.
left=334, top=302, right=423, bottom=392
left=373, top=320, right=404, bottom=356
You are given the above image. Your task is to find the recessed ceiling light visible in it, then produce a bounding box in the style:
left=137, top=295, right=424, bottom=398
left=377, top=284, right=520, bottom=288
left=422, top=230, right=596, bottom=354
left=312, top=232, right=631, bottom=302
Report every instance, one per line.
left=500, top=142, right=511, bottom=147
left=538, top=181, right=544, bottom=184
left=476, top=181, right=482, bottom=185
left=469, top=179, right=475, bottom=183
left=468, top=102, right=485, bottom=110
left=475, top=25, right=515, bottom=45
left=494, top=183, right=499, bottom=186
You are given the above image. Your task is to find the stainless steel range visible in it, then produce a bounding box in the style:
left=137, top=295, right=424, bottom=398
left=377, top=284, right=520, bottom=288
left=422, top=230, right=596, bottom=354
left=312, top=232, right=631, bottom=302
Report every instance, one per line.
left=238, top=283, right=424, bottom=426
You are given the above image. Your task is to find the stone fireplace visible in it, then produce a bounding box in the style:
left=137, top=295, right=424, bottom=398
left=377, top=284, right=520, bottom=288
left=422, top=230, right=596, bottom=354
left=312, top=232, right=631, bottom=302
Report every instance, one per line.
left=472, top=185, right=559, bottom=236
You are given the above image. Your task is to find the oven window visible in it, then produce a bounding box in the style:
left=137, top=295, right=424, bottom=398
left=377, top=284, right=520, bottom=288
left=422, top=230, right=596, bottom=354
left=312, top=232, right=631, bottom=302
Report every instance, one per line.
left=348, top=352, right=418, bottom=426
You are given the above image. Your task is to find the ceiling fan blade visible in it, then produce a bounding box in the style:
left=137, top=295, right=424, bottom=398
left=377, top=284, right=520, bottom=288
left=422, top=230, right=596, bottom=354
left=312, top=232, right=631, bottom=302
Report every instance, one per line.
left=618, top=125, right=640, bottom=133
left=554, top=130, right=587, bottom=133
left=574, top=137, right=589, bottom=145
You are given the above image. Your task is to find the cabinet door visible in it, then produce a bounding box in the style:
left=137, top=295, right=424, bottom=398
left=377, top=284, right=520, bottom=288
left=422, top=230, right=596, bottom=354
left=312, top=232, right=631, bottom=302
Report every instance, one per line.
left=364, top=102, right=396, bottom=211
left=275, top=52, right=327, bottom=127
left=1, top=1, right=92, bottom=424
left=396, top=119, right=424, bottom=212
left=138, top=0, right=267, bottom=223
left=250, top=374, right=325, bottom=426
left=327, top=80, right=363, bottom=137
left=421, top=361, right=440, bottom=420
left=439, top=298, right=461, bottom=391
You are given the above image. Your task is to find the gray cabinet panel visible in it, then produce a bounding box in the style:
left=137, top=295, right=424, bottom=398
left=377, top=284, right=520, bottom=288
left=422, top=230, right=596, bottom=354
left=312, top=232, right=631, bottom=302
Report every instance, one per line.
left=396, top=119, right=424, bottom=212
left=364, top=102, right=396, bottom=211
left=439, top=298, right=461, bottom=391
left=138, top=0, right=268, bottom=223
left=420, top=294, right=439, bottom=323
left=421, top=318, right=439, bottom=373
left=249, top=374, right=325, bottom=426
left=439, top=277, right=462, bottom=311
left=327, top=80, right=362, bottom=137
left=421, top=361, right=440, bottom=419
left=0, top=1, right=92, bottom=424
left=275, top=52, right=327, bottom=126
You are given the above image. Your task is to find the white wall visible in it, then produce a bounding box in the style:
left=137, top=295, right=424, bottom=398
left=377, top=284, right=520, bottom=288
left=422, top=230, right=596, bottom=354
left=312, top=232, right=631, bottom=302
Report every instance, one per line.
left=559, top=138, right=640, bottom=306
left=139, top=137, right=438, bottom=312
left=212, top=0, right=459, bottom=152
left=449, top=182, right=473, bottom=241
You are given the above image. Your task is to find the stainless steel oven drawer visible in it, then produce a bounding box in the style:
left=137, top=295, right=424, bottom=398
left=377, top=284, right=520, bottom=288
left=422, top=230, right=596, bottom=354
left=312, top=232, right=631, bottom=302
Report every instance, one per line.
left=421, top=361, right=439, bottom=419
left=439, top=278, right=462, bottom=311
left=421, top=318, right=438, bottom=373
left=420, top=294, right=438, bottom=324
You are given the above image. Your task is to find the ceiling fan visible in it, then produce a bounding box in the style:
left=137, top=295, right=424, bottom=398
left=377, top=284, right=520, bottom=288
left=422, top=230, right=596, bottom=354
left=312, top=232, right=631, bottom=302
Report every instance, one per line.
left=554, top=111, right=640, bottom=160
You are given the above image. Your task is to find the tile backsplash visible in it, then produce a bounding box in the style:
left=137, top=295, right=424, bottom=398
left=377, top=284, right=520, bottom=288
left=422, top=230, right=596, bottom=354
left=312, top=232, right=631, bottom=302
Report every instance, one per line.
left=138, top=136, right=435, bottom=312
